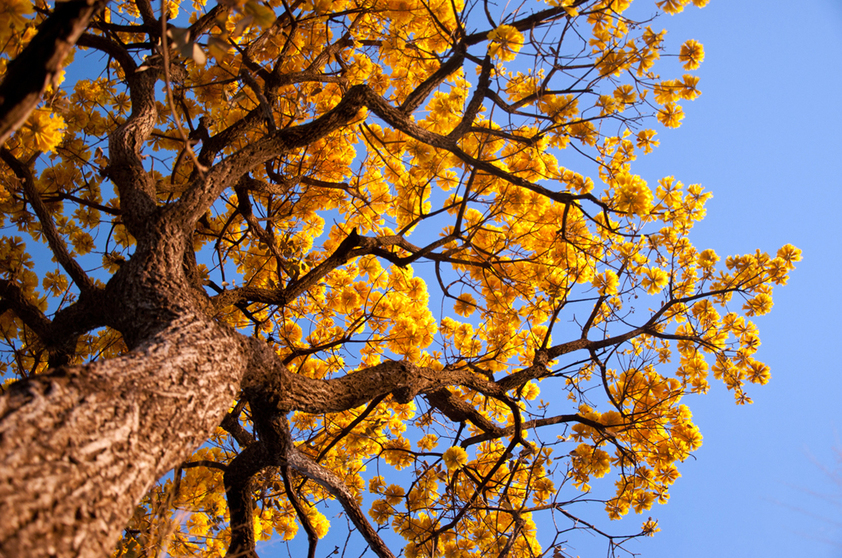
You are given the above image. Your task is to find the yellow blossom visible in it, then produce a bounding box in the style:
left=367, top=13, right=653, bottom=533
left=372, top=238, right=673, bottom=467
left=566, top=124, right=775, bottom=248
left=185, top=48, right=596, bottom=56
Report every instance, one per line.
left=657, top=103, right=685, bottom=128
left=0, top=0, right=32, bottom=42
left=453, top=293, right=477, bottom=317
left=20, top=108, right=66, bottom=153
left=443, top=446, right=468, bottom=470
left=487, top=25, right=524, bottom=61
left=679, top=39, right=705, bottom=70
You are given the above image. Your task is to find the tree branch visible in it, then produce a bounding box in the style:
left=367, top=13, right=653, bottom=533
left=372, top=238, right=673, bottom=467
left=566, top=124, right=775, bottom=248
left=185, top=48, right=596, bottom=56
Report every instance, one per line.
left=107, top=56, right=163, bottom=237
left=170, top=84, right=370, bottom=226
left=0, top=148, right=96, bottom=294
left=0, top=0, right=108, bottom=147
left=247, top=403, right=397, bottom=558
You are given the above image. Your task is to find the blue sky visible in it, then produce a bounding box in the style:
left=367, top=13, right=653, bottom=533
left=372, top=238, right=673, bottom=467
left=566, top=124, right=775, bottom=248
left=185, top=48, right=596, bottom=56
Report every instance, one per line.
left=604, top=1, right=842, bottom=556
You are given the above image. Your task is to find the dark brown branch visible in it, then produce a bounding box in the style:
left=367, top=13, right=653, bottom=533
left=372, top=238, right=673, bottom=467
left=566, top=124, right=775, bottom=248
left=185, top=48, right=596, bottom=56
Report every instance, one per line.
left=0, top=279, right=52, bottom=341
left=107, top=56, right=163, bottom=236
left=315, top=394, right=386, bottom=463
left=42, top=192, right=122, bottom=216
left=426, top=388, right=503, bottom=435
left=446, top=54, right=491, bottom=140
left=220, top=399, right=255, bottom=448
left=243, top=337, right=507, bottom=416
left=464, top=4, right=578, bottom=45
left=461, top=413, right=609, bottom=447
left=211, top=227, right=362, bottom=309
left=400, top=43, right=466, bottom=113
left=247, top=403, right=397, bottom=558
left=223, top=442, right=268, bottom=558
left=281, top=466, right=318, bottom=558
left=181, top=459, right=227, bottom=472
left=0, top=148, right=96, bottom=294
left=133, top=0, right=158, bottom=30
left=76, top=32, right=137, bottom=74
left=171, top=84, right=370, bottom=226
left=0, top=0, right=108, bottom=147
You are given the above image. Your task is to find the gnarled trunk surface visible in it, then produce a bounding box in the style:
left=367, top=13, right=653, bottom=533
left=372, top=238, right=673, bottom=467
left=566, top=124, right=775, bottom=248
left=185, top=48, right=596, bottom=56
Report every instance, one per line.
left=0, top=317, right=245, bottom=557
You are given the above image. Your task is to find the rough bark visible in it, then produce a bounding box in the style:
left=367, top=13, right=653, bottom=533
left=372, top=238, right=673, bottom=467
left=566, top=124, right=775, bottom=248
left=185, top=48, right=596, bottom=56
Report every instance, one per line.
left=0, top=166, right=250, bottom=557
left=0, top=314, right=246, bottom=557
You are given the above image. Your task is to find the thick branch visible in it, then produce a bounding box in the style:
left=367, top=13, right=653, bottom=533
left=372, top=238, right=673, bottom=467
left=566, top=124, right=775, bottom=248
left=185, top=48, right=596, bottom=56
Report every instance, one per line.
left=0, top=315, right=246, bottom=558
left=0, top=279, right=52, bottom=340
left=248, top=403, right=397, bottom=558
left=400, top=44, right=466, bottom=113
left=107, top=57, right=163, bottom=236
left=76, top=32, right=137, bottom=74
left=223, top=442, right=268, bottom=558
left=243, top=339, right=505, bottom=416
left=426, top=388, right=503, bottom=435
left=0, top=279, right=107, bottom=367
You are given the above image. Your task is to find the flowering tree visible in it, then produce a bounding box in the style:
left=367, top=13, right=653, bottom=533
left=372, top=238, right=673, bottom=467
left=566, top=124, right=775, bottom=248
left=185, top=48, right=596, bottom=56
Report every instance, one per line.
left=0, top=0, right=800, bottom=557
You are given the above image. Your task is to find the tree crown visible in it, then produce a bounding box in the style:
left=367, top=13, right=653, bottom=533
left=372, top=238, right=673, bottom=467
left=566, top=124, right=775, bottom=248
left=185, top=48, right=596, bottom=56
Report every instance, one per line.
left=0, top=0, right=800, bottom=556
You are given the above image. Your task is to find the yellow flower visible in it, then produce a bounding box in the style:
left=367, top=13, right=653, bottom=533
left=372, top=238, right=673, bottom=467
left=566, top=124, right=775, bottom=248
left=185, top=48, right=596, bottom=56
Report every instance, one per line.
left=680, top=74, right=701, bottom=100
left=369, top=499, right=393, bottom=525
left=0, top=0, right=32, bottom=42
left=613, top=84, right=637, bottom=106
left=642, top=267, right=669, bottom=294
left=442, top=446, right=468, bottom=470
left=697, top=249, right=719, bottom=269
left=382, top=437, right=414, bottom=470
left=679, top=39, right=704, bottom=70
left=487, top=25, right=523, bottom=61
left=187, top=512, right=210, bottom=537
left=21, top=108, right=65, bottom=153
left=453, top=293, right=477, bottom=317
left=657, top=0, right=689, bottom=15
left=746, top=359, right=771, bottom=385
left=636, top=129, right=659, bottom=153
left=549, top=0, right=579, bottom=17
left=416, top=433, right=439, bottom=451
left=657, top=102, right=684, bottom=128
left=613, top=173, right=652, bottom=215
left=368, top=475, right=386, bottom=494
left=521, top=380, right=540, bottom=400
left=641, top=518, right=661, bottom=536
left=308, top=510, right=330, bottom=538
left=775, top=244, right=802, bottom=269
left=384, top=484, right=405, bottom=506
left=592, top=269, right=619, bottom=295
left=744, top=292, right=773, bottom=316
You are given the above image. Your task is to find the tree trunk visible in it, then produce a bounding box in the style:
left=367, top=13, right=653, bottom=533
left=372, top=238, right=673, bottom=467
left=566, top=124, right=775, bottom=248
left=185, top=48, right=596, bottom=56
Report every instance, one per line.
left=0, top=206, right=251, bottom=557
left=0, top=314, right=245, bottom=557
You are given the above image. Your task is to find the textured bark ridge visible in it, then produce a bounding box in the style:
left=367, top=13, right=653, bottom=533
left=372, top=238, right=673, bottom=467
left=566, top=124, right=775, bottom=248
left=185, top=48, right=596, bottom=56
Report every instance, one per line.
left=0, top=311, right=246, bottom=557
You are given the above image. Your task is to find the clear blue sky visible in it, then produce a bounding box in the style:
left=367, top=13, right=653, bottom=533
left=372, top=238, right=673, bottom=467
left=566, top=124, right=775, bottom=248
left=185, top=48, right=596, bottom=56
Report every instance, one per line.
left=598, top=1, right=842, bottom=556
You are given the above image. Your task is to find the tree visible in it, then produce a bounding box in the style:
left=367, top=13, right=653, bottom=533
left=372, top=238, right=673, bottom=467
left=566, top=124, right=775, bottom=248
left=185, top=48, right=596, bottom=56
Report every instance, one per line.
left=0, top=0, right=800, bottom=556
